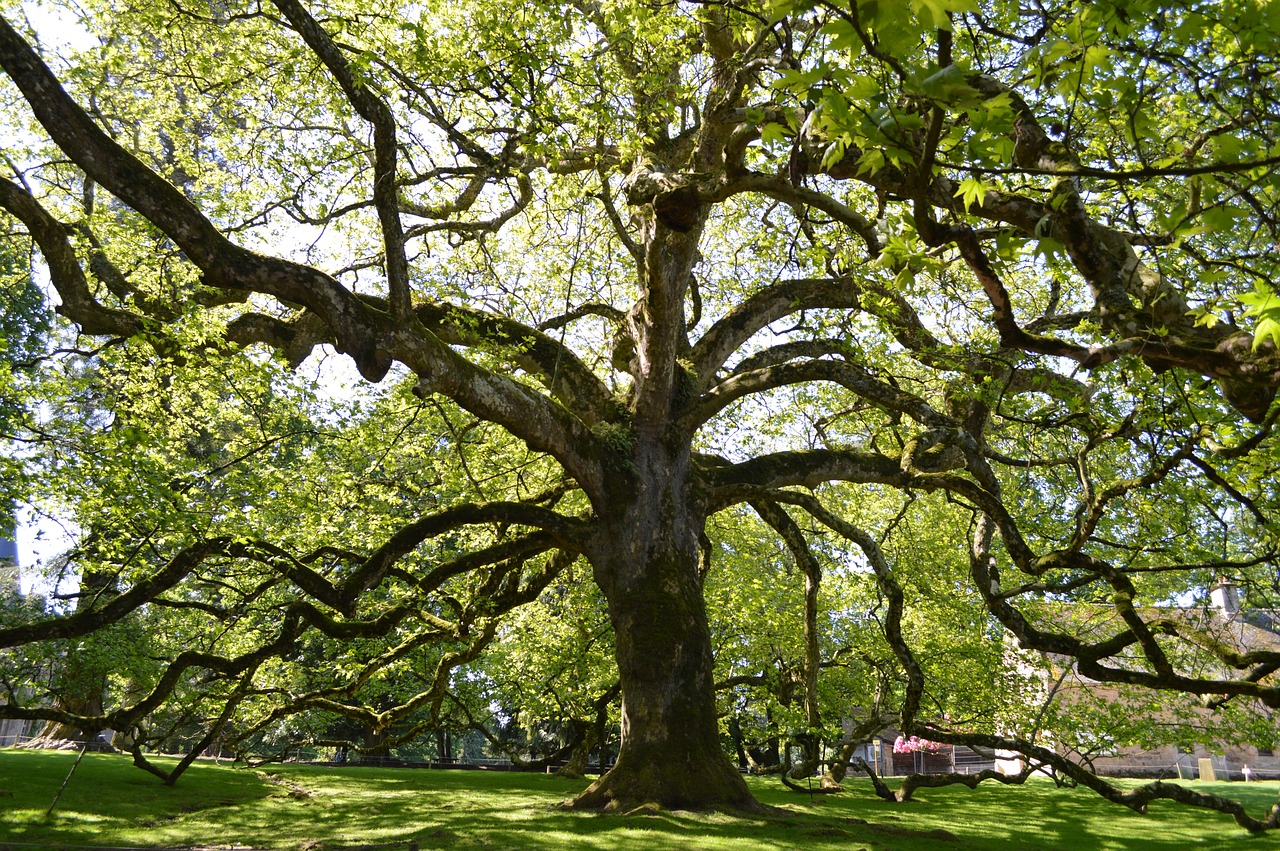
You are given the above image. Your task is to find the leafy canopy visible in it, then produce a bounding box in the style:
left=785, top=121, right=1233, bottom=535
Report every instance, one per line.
left=0, top=0, right=1279, bottom=827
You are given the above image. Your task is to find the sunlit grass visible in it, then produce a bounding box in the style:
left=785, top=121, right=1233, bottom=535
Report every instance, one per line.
left=1, top=748, right=1276, bottom=849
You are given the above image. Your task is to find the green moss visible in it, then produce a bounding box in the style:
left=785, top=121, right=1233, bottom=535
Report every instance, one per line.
left=675, top=358, right=700, bottom=403
left=592, top=420, right=639, bottom=480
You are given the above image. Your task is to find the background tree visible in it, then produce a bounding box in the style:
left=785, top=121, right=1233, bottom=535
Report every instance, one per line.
left=1, top=0, right=1280, bottom=827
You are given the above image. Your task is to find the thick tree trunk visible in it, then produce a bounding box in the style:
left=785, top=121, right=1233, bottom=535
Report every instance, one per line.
left=571, top=447, right=760, bottom=812
left=572, top=556, right=756, bottom=810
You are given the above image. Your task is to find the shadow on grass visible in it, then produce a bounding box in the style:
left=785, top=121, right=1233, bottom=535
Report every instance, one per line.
left=807, top=776, right=1279, bottom=851
left=0, top=749, right=272, bottom=847
left=3, top=750, right=1278, bottom=850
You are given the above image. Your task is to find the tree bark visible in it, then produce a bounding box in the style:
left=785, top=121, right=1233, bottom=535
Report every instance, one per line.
left=572, top=553, right=756, bottom=810
left=571, top=446, right=759, bottom=812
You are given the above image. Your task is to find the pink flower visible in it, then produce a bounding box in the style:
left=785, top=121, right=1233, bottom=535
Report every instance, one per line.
left=892, top=734, right=948, bottom=753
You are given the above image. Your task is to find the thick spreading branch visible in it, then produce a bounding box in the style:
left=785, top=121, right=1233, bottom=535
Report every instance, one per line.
left=268, top=0, right=412, bottom=319
left=0, top=15, right=611, bottom=490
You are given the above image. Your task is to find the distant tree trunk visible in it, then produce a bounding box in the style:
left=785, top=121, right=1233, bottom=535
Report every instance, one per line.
left=753, top=499, right=824, bottom=780
left=25, top=566, right=115, bottom=748
left=757, top=706, right=782, bottom=769
left=357, top=725, right=391, bottom=765
left=27, top=698, right=103, bottom=747
left=727, top=715, right=749, bottom=769
left=563, top=680, right=620, bottom=778
left=557, top=722, right=597, bottom=780
left=791, top=552, right=822, bottom=779
left=741, top=708, right=784, bottom=773
left=595, top=693, right=614, bottom=772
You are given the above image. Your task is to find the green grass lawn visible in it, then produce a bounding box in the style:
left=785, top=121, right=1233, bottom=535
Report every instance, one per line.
left=0, top=748, right=1277, bottom=849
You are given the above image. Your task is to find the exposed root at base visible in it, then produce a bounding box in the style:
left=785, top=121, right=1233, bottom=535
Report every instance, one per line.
left=563, top=786, right=779, bottom=817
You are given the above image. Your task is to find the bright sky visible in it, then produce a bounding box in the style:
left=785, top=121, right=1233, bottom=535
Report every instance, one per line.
left=13, top=505, right=73, bottom=596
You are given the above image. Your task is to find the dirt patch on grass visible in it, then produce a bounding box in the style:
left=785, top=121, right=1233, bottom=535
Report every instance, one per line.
left=257, top=770, right=314, bottom=800
left=791, top=814, right=956, bottom=845
left=870, top=822, right=960, bottom=842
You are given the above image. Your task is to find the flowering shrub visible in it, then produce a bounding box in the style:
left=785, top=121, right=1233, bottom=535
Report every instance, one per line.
left=893, top=735, right=949, bottom=754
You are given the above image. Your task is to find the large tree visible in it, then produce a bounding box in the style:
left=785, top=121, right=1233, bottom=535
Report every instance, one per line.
left=3, top=0, right=1280, bottom=824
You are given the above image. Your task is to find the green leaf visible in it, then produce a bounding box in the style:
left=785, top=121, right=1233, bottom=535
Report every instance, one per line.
left=1240, top=285, right=1280, bottom=350
left=909, top=0, right=977, bottom=30
left=916, top=65, right=980, bottom=104
left=1253, top=316, right=1280, bottom=351
left=760, top=122, right=790, bottom=147
left=819, top=17, right=864, bottom=52
left=1188, top=307, right=1220, bottom=330
left=954, top=177, right=989, bottom=211
left=856, top=148, right=886, bottom=175
left=820, top=138, right=848, bottom=171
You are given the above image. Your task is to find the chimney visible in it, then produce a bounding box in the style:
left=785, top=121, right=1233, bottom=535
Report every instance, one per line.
left=1211, top=578, right=1241, bottom=616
